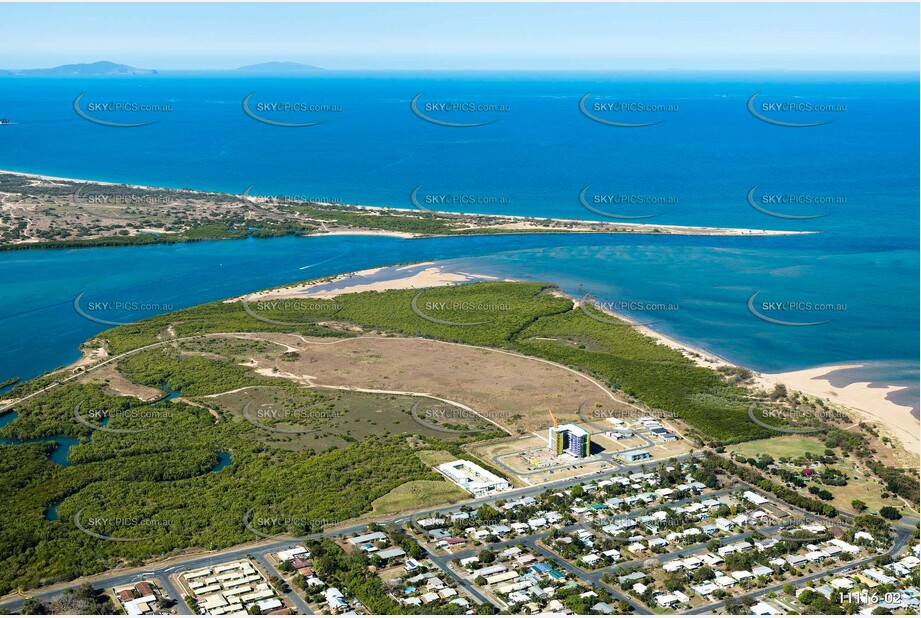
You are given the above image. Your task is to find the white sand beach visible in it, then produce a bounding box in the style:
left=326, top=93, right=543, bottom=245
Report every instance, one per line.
left=755, top=365, right=919, bottom=457
left=239, top=263, right=505, bottom=301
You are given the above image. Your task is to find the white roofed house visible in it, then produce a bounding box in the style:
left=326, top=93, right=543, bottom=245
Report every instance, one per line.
left=527, top=516, right=547, bottom=529
left=656, top=594, right=680, bottom=608
left=663, top=560, right=684, bottom=573
left=750, top=601, right=782, bottom=615
left=829, top=576, right=855, bottom=590
left=627, top=542, right=645, bottom=553
left=348, top=531, right=388, bottom=545
left=743, top=490, right=769, bottom=505
left=701, top=553, right=723, bottom=566
left=276, top=546, right=310, bottom=562
left=827, top=539, right=860, bottom=554
left=717, top=544, right=736, bottom=557
left=713, top=575, right=737, bottom=588
left=377, top=547, right=407, bottom=561
left=804, top=550, right=829, bottom=563
left=682, top=556, right=703, bottom=570
left=734, top=540, right=753, bottom=553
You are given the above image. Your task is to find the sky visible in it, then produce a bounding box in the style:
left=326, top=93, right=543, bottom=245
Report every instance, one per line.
left=0, top=3, right=918, bottom=71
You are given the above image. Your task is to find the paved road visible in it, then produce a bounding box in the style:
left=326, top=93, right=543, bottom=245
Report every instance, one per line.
left=252, top=554, right=314, bottom=615
left=416, top=484, right=744, bottom=615
left=424, top=552, right=500, bottom=609
left=0, top=456, right=694, bottom=614
left=682, top=524, right=915, bottom=615
left=527, top=539, right=649, bottom=614
left=3, top=454, right=908, bottom=617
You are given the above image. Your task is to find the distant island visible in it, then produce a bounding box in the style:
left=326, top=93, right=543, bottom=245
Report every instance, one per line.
left=0, top=60, right=324, bottom=76
left=3, top=61, right=156, bottom=76
left=235, top=61, right=323, bottom=72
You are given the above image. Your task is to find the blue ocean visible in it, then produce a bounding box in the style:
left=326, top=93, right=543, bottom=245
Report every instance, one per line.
left=0, top=72, right=917, bottom=410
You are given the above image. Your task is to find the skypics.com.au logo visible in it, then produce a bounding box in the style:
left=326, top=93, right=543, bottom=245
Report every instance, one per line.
left=579, top=293, right=678, bottom=328
left=242, top=400, right=345, bottom=434
left=747, top=292, right=846, bottom=327
left=410, top=93, right=509, bottom=127
left=579, top=185, right=677, bottom=220
left=73, top=292, right=175, bottom=326
left=747, top=93, right=846, bottom=128
left=242, top=93, right=341, bottom=127
left=747, top=185, right=845, bottom=220
left=73, top=93, right=173, bottom=127
left=580, top=93, right=677, bottom=127
left=242, top=298, right=344, bottom=327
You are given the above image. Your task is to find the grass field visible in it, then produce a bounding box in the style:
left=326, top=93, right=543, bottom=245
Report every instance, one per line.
left=201, top=385, right=492, bottom=451
left=829, top=474, right=914, bottom=515
left=415, top=449, right=459, bottom=467
left=731, top=435, right=828, bottom=460
left=370, top=479, right=469, bottom=514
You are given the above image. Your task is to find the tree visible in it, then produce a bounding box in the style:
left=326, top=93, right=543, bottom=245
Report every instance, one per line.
left=21, top=599, right=45, bottom=615
left=851, top=499, right=868, bottom=512
left=476, top=503, right=500, bottom=524
left=663, top=572, right=687, bottom=591
left=770, top=384, right=788, bottom=400
left=879, top=506, right=901, bottom=520
left=694, top=566, right=715, bottom=582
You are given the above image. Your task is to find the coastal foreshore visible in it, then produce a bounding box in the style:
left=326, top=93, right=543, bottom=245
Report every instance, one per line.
left=237, top=262, right=919, bottom=459
left=0, top=168, right=813, bottom=248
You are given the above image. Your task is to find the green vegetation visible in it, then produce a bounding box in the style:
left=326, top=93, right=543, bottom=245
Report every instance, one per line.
left=118, top=347, right=271, bottom=396
left=19, top=583, right=115, bottom=615
left=0, top=222, right=313, bottom=251
left=290, top=204, right=464, bottom=235
left=0, top=377, right=450, bottom=592
left=370, top=479, right=469, bottom=513
left=0, top=376, right=20, bottom=390
left=866, top=459, right=920, bottom=504
left=702, top=453, right=838, bottom=518
left=879, top=506, right=902, bottom=520
left=89, top=281, right=773, bottom=444
left=1, top=279, right=894, bottom=594
left=305, top=538, right=470, bottom=614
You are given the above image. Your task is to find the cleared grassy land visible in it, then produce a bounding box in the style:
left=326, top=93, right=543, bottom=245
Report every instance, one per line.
left=830, top=474, right=913, bottom=515
left=731, top=435, right=828, bottom=460
left=416, top=449, right=461, bottom=467
left=86, top=281, right=766, bottom=443
left=370, top=479, right=469, bottom=514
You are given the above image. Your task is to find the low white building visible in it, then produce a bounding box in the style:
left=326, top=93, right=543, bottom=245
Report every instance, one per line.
left=439, top=460, right=510, bottom=496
